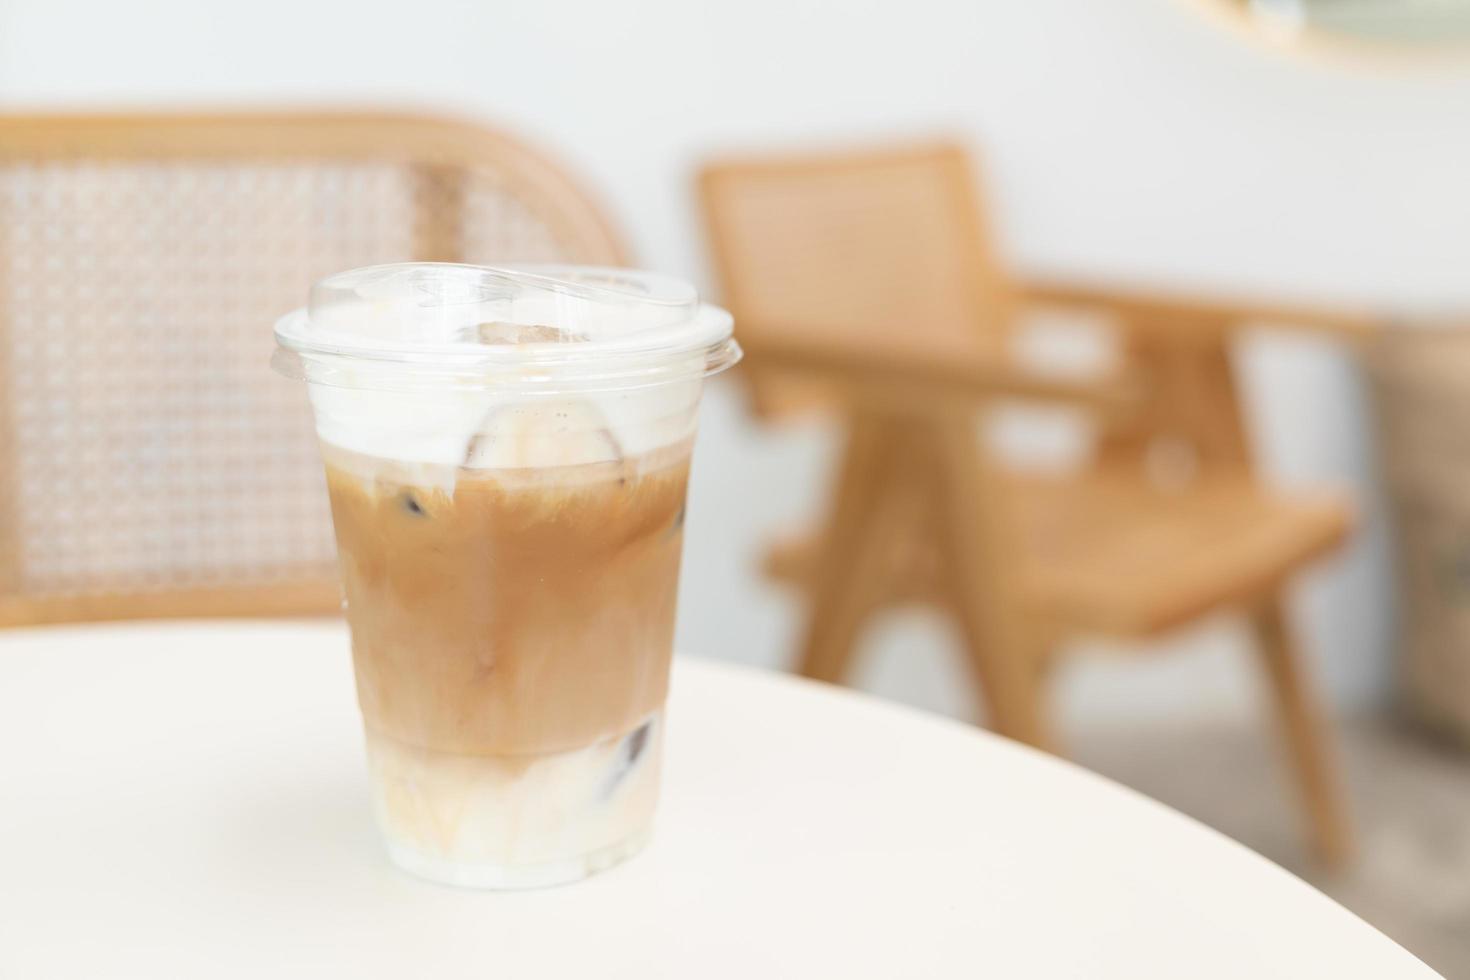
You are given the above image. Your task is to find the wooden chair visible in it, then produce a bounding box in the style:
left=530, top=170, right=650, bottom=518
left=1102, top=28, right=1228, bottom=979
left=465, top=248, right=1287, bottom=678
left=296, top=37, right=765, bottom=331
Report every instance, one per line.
left=0, top=111, right=626, bottom=626
left=699, top=142, right=1375, bottom=866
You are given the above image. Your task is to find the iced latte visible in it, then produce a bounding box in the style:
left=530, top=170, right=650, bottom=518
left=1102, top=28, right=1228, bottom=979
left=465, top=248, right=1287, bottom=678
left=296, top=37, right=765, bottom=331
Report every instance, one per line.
left=274, top=264, right=738, bottom=888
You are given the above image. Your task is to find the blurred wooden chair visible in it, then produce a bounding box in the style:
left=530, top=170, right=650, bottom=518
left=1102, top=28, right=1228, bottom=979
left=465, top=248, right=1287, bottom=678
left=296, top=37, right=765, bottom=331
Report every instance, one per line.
left=0, top=111, right=626, bottom=626
left=699, top=142, right=1375, bottom=865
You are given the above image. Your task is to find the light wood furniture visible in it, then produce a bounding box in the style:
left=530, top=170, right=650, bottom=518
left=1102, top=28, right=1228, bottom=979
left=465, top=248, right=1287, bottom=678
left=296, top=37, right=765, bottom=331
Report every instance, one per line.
left=0, top=111, right=627, bottom=627
left=699, top=142, right=1375, bottom=866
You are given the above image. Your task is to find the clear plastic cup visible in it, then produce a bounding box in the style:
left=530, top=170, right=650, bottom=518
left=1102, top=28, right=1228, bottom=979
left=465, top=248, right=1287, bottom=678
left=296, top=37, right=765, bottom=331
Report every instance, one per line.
left=273, top=263, right=739, bottom=889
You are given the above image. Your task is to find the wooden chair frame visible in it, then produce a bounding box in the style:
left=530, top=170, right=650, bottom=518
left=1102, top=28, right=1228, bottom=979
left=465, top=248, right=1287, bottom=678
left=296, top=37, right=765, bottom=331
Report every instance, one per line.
left=699, top=143, right=1374, bottom=866
left=0, top=111, right=628, bottom=626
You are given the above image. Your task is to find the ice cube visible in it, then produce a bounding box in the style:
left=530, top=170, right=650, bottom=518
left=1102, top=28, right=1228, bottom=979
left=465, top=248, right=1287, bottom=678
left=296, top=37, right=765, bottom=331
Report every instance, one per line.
left=475, top=322, right=587, bottom=346
left=463, top=398, right=623, bottom=469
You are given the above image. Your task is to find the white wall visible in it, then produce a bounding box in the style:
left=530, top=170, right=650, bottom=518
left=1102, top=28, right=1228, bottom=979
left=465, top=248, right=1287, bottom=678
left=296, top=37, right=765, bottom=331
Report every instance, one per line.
left=4, top=0, right=1467, bottom=726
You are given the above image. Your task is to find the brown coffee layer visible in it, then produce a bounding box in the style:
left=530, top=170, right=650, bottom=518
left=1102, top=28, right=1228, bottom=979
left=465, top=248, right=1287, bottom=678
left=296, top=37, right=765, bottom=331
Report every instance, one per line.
left=325, top=446, right=691, bottom=756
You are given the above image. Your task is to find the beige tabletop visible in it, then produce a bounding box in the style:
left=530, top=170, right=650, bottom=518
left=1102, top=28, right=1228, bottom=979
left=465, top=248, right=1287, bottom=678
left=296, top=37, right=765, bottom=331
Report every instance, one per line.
left=0, top=621, right=1440, bottom=978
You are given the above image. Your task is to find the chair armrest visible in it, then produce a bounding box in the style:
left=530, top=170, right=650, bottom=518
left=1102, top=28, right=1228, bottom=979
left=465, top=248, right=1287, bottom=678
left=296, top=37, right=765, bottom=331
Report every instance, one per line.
left=741, top=334, right=1141, bottom=417
left=1017, top=278, right=1384, bottom=344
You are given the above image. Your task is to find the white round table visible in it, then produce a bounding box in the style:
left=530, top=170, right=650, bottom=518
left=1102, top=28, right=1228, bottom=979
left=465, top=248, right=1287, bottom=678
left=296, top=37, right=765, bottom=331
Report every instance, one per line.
left=0, top=621, right=1436, bottom=979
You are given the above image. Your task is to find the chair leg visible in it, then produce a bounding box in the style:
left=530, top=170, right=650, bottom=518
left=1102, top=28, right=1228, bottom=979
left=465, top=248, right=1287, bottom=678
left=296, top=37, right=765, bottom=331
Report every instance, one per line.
left=1252, top=596, right=1354, bottom=868
left=953, top=611, right=1055, bottom=752
left=793, top=416, right=903, bottom=684
left=927, top=419, right=1054, bottom=751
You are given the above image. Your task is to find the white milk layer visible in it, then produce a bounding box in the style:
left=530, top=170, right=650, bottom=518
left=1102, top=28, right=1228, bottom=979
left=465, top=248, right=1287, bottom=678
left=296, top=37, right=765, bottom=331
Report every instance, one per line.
left=281, top=268, right=728, bottom=480
left=365, top=715, right=662, bottom=888
left=307, top=375, right=703, bottom=478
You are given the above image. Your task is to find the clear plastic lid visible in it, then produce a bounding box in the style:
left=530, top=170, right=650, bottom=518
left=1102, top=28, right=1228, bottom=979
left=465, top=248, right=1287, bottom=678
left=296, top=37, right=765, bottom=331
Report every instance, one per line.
left=273, top=263, right=740, bottom=392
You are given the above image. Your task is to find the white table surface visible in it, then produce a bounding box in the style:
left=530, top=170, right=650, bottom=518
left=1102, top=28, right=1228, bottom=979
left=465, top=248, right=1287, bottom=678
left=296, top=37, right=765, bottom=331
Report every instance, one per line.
left=0, top=621, right=1437, bottom=979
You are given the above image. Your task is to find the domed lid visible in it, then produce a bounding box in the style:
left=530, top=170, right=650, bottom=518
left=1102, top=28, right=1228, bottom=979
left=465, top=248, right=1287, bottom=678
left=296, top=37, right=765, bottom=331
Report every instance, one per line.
left=274, top=263, right=739, bottom=392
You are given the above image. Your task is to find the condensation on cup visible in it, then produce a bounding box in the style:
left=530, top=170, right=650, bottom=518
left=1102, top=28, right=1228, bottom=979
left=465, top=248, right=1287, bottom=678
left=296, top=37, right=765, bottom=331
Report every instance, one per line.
left=273, top=264, right=739, bottom=888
